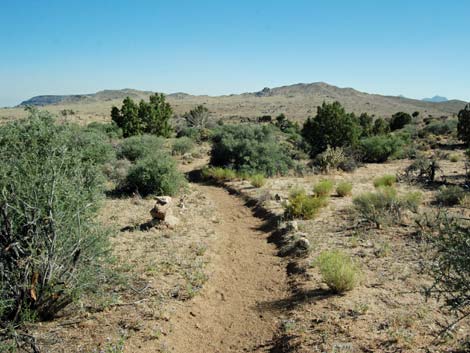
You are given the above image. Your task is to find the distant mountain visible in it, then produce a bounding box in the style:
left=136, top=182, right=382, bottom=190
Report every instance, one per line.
left=422, top=95, right=448, bottom=103
left=15, top=82, right=467, bottom=121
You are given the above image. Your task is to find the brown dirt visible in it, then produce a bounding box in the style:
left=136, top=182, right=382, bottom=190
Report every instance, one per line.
left=156, top=183, right=288, bottom=353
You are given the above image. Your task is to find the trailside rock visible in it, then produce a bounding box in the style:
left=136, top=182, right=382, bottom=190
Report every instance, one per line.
left=150, top=196, right=173, bottom=220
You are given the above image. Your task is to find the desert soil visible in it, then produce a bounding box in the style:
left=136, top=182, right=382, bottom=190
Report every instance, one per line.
left=159, top=184, right=288, bottom=353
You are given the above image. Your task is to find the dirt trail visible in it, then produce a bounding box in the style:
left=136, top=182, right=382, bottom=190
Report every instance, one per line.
left=163, top=183, right=288, bottom=353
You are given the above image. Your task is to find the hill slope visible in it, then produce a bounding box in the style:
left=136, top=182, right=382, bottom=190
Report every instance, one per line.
left=5, top=82, right=467, bottom=124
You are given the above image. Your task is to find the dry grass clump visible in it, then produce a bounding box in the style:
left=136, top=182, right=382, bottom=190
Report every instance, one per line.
left=284, top=188, right=328, bottom=220
left=436, top=185, right=466, bottom=206
left=373, top=174, right=397, bottom=188
left=336, top=182, right=353, bottom=197
left=313, top=179, right=334, bottom=197
left=249, top=174, right=266, bottom=188
left=315, top=250, right=361, bottom=293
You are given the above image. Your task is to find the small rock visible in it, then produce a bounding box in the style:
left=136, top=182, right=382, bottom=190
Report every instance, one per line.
left=296, top=237, right=310, bottom=250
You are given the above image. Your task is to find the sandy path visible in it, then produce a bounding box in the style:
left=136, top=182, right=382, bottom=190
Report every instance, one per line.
left=163, top=183, right=288, bottom=353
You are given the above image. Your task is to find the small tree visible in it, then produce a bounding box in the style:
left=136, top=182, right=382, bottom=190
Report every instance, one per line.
left=184, top=105, right=210, bottom=129
left=302, top=101, right=361, bottom=157
left=372, top=117, right=390, bottom=135
left=358, top=113, right=374, bottom=137
left=412, top=111, right=420, bottom=118
left=390, top=112, right=412, bottom=131
left=145, top=93, right=173, bottom=137
left=457, top=104, right=470, bottom=145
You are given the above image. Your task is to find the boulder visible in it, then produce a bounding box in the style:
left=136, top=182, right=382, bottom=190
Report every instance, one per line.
left=150, top=196, right=173, bottom=220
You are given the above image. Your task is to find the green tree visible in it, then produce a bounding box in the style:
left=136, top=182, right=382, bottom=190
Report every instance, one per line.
left=111, top=106, right=123, bottom=128
left=373, top=117, right=390, bottom=135
left=120, top=97, right=140, bottom=137
left=146, top=93, right=173, bottom=137
left=302, top=101, right=361, bottom=157
left=457, top=104, right=470, bottom=145
left=412, top=111, right=420, bottom=118
left=389, top=112, right=412, bottom=131
left=358, top=113, right=374, bottom=137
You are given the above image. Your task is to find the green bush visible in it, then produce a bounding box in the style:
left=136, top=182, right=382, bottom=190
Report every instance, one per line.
left=0, top=110, right=109, bottom=323
left=86, top=121, right=123, bottom=139
left=353, top=187, right=422, bottom=228
left=359, top=134, right=405, bottom=163
left=210, top=124, right=294, bottom=176
left=201, top=167, right=237, bottom=182
left=126, top=154, right=185, bottom=196
left=313, top=179, right=334, bottom=197
left=172, top=136, right=194, bottom=155
left=336, top=182, right=353, bottom=197
left=302, top=101, right=361, bottom=157
left=284, top=189, right=328, bottom=220
left=315, top=250, right=361, bottom=293
left=389, top=112, right=412, bottom=131
left=436, top=185, right=466, bottom=206
left=250, top=174, right=266, bottom=188
left=117, top=135, right=165, bottom=161
left=103, top=159, right=132, bottom=187
left=70, top=127, right=116, bottom=165
left=423, top=120, right=457, bottom=136
left=373, top=174, right=397, bottom=188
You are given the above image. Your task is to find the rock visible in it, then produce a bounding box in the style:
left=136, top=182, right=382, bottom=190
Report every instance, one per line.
left=286, top=220, right=299, bottom=232
left=296, top=237, right=310, bottom=250
left=164, top=214, right=179, bottom=228
left=150, top=196, right=173, bottom=220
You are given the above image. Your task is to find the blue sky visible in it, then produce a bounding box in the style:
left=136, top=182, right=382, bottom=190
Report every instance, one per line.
left=0, top=0, right=469, bottom=107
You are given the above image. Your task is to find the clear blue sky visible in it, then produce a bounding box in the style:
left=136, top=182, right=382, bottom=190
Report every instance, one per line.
left=1, top=0, right=469, bottom=107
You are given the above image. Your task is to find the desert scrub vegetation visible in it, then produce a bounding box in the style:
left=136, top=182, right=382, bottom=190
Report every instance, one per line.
left=172, top=136, right=194, bottom=155
left=435, top=185, right=466, bottom=206
left=0, top=111, right=110, bottom=344
left=117, top=134, right=165, bottom=162
left=353, top=186, right=422, bottom=228
left=419, top=213, right=470, bottom=333
left=401, top=155, right=440, bottom=183
left=359, top=134, right=405, bottom=163
left=336, top=182, right=353, bottom=197
left=210, top=124, right=295, bottom=176
left=125, top=154, right=186, bottom=196
left=373, top=174, right=397, bottom=188
left=284, top=189, right=328, bottom=220
left=313, top=179, right=334, bottom=197
left=201, top=166, right=238, bottom=182
left=249, top=174, right=266, bottom=188
left=313, top=146, right=346, bottom=173
left=86, top=121, right=123, bottom=139
left=449, top=153, right=460, bottom=162
left=314, top=250, right=361, bottom=293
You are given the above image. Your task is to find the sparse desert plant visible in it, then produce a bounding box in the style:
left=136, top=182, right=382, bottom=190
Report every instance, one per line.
left=353, top=187, right=422, bottom=228
left=126, top=154, right=186, bottom=196
left=0, top=110, right=109, bottom=324
left=336, top=182, right=353, bottom=197
left=250, top=174, right=266, bottom=188
left=401, top=155, right=440, bottom=183
left=313, top=179, right=334, bottom=197
left=313, top=146, right=346, bottom=173
left=315, top=250, right=361, bottom=293
left=449, top=153, right=460, bottom=163
left=210, top=124, right=295, bottom=176
left=284, top=189, right=328, bottom=220
left=117, top=135, right=165, bottom=161
left=184, top=104, right=211, bottom=129
left=435, top=185, right=466, bottom=206
left=172, top=136, right=194, bottom=155
left=373, top=174, right=397, bottom=188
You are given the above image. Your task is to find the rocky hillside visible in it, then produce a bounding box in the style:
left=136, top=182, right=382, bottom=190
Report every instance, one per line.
left=11, top=82, right=468, bottom=123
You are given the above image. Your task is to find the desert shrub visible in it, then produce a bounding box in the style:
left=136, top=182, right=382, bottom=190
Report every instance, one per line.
left=177, top=126, right=212, bottom=142
left=436, top=185, right=466, bottom=206
left=313, top=146, right=346, bottom=173
left=449, top=153, right=460, bottom=162
left=336, top=182, right=353, bottom=197
left=284, top=189, right=328, bottom=220
left=250, top=174, right=266, bottom=188
left=359, top=134, right=405, bottom=163
left=373, top=174, right=397, bottom=188
left=457, top=104, right=470, bottom=145
left=313, top=179, right=334, bottom=197
left=201, top=167, right=237, bottom=182
left=103, top=158, right=132, bottom=187
left=126, top=154, right=185, bottom=196
left=315, top=250, right=361, bottom=293
left=401, top=155, right=440, bottom=183
left=372, top=117, right=390, bottom=135
left=184, top=105, right=211, bottom=129
left=302, top=101, right=361, bottom=157
left=172, top=136, right=194, bottom=155
left=117, top=135, right=165, bottom=161
left=70, top=127, right=116, bottom=165
left=210, top=124, right=294, bottom=176
left=389, top=112, right=412, bottom=131
left=86, top=121, right=123, bottom=139
left=353, top=187, right=421, bottom=228
left=421, top=214, right=470, bottom=331
left=423, top=120, right=457, bottom=136
left=0, top=111, right=109, bottom=324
